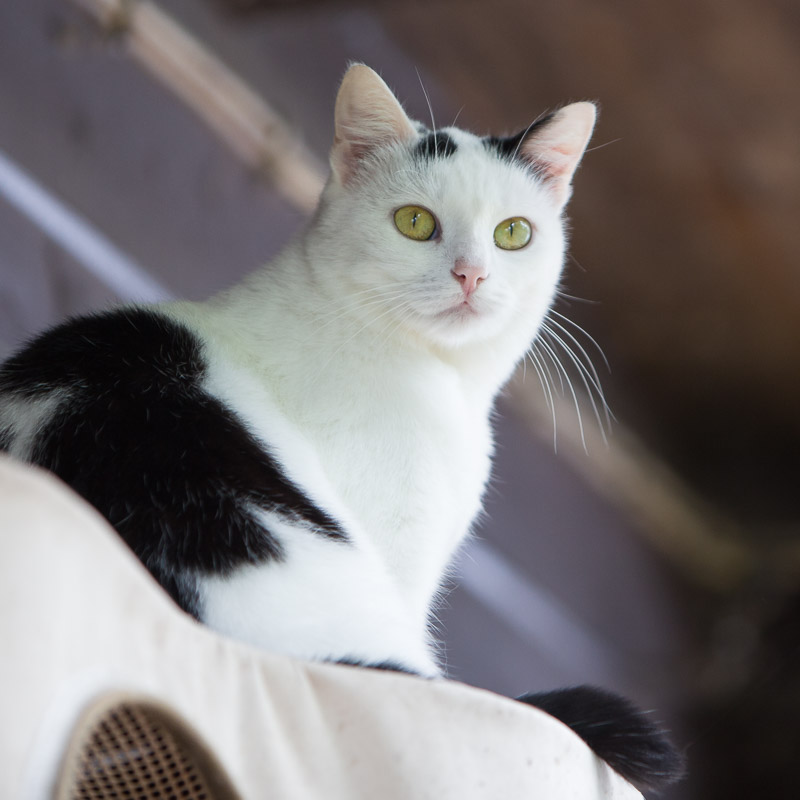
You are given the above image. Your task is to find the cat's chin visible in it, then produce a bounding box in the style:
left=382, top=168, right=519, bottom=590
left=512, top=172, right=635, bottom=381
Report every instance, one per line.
left=437, top=300, right=481, bottom=321
left=413, top=300, right=506, bottom=348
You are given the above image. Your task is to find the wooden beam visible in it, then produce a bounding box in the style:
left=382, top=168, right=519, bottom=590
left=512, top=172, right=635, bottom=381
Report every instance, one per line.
left=69, top=0, right=326, bottom=213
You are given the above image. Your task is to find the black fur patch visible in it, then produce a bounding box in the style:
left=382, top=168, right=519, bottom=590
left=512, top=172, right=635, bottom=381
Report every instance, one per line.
left=483, top=113, right=555, bottom=165
left=335, top=657, right=421, bottom=676
left=414, top=130, right=458, bottom=160
left=517, top=686, right=686, bottom=793
left=1, top=308, right=346, bottom=613
left=0, top=426, right=11, bottom=452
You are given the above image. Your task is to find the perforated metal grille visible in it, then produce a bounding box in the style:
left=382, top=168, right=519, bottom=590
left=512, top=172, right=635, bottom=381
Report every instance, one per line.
left=57, top=697, right=238, bottom=800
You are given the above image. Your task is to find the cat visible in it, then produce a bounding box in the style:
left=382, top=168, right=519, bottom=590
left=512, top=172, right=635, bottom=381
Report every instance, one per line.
left=0, top=64, right=683, bottom=793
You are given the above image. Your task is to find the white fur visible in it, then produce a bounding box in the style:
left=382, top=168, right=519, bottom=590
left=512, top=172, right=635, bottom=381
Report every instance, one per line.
left=0, top=392, right=66, bottom=461
left=201, top=510, right=440, bottom=675
left=159, top=67, right=595, bottom=671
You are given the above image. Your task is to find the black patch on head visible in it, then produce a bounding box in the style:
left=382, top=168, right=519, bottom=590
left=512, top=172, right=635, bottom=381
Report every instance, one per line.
left=517, top=686, right=686, bottom=794
left=483, top=113, right=556, bottom=165
left=1, top=308, right=347, bottom=614
left=0, top=426, right=11, bottom=452
left=414, top=130, right=458, bottom=160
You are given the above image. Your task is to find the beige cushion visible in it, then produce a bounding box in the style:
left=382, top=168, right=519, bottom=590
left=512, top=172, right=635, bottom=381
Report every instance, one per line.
left=0, top=454, right=641, bottom=799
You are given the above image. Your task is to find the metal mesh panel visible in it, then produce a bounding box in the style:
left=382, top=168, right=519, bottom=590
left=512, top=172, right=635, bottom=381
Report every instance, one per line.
left=55, top=695, right=241, bottom=800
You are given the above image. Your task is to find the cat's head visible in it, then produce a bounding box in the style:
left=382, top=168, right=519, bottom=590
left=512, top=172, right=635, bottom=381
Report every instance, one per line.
left=312, top=64, right=595, bottom=352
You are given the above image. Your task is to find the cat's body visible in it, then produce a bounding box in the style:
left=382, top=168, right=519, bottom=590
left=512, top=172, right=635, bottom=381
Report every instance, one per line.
left=0, top=66, right=683, bottom=792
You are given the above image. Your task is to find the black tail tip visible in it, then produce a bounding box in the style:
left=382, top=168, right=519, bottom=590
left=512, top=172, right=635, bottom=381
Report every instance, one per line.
left=517, top=685, right=686, bottom=795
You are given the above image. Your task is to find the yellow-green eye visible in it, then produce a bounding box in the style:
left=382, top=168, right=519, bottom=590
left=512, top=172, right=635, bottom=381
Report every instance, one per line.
left=494, top=217, right=533, bottom=250
left=394, top=206, right=437, bottom=241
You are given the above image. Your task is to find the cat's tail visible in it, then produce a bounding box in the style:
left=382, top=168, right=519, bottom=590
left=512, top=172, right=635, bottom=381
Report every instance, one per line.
left=516, top=685, right=686, bottom=795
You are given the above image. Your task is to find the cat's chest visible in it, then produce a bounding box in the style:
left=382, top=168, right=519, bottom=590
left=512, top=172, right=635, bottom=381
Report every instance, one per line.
left=296, top=366, right=493, bottom=602
left=205, top=351, right=492, bottom=608
left=322, top=369, right=490, bottom=526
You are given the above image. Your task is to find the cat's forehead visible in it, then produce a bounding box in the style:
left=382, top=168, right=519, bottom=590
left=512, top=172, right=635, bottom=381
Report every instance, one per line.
left=411, top=125, right=490, bottom=161
left=406, top=125, right=536, bottom=185
left=394, top=125, right=544, bottom=211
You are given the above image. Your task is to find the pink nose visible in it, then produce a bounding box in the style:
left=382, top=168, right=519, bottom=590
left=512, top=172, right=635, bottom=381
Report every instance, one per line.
left=452, top=261, right=488, bottom=297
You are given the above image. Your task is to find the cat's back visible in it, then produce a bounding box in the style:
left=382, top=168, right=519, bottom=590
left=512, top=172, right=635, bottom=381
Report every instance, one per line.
left=0, top=307, right=200, bottom=394
left=0, top=307, right=206, bottom=459
left=0, top=307, right=308, bottom=611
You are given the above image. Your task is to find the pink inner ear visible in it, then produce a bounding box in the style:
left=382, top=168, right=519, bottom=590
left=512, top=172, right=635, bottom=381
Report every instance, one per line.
left=519, top=103, right=596, bottom=202
left=333, top=136, right=389, bottom=186
left=524, top=136, right=587, bottom=179
left=331, top=65, right=418, bottom=185
left=339, top=140, right=372, bottom=166
left=536, top=148, right=576, bottom=179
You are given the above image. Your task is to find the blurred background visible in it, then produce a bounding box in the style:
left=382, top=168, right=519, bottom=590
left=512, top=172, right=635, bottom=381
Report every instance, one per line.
left=1, top=1, right=798, bottom=796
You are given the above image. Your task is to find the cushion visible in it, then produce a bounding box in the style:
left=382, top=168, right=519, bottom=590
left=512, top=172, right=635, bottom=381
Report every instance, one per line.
left=0, top=455, right=641, bottom=799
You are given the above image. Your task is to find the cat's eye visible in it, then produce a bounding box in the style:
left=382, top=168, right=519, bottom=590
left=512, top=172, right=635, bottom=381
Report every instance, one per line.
left=493, top=217, right=533, bottom=250
left=394, top=206, right=437, bottom=241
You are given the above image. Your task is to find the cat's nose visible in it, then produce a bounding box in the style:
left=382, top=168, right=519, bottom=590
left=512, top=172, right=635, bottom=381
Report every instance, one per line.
left=452, top=261, right=488, bottom=298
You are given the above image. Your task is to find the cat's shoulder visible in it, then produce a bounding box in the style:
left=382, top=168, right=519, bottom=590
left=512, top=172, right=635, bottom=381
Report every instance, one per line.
left=0, top=307, right=205, bottom=395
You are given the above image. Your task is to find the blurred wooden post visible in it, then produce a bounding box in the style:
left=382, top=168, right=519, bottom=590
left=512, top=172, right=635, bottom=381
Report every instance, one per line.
left=69, top=0, right=327, bottom=213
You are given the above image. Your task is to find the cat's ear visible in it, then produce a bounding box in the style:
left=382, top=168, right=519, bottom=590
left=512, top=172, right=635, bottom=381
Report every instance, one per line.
left=331, top=64, right=418, bottom=185
left=518, top=102, right=597, bottom=207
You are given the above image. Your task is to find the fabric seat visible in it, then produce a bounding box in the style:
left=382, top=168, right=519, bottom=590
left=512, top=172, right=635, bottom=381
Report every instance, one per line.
left=0, top=455, right=641, bottom=799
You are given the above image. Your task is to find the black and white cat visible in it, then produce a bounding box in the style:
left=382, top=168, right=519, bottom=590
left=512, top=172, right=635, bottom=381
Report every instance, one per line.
left=0, top=65, right=683, bottom=793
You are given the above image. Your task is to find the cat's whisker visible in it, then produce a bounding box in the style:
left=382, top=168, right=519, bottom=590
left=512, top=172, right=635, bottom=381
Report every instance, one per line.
left=535, top=334, right=565, bottom=394
left=525, top=347, right=553, bottom=413
left=536, top=335, right=588, bottom=452
left=311, top=284, right=410, bottom=320
left=373, top=297, right=420, bottom=349
left=554, top=288, right=599, bottom=306
left=316, top=297, right=409, bottom=373
left=311, top=292, right=406, bottom=329
left=308, top=301, right=382, bottom=334
left=548, top=307, right=611, bottom=372
left=390, top=167, right=421, bottom=179
left=323, top=307, right=399, bottom=363
left=415, top=67, right=438, bottom=153
left=556, top=290, right=599, bottom=306
left=305, top=303, right=385, bottom=350
left=565, top=252, right=590, bottom=275
left=540, top=327, right=600, bottom=407
left=525, top=346, right=558, bottom=451
left=511, top=122, right=536, bottom=162
left=531, top=342, right=559, bottom=449
left=304, top=287, right=412, bottom=342
left=450, top=105, right=465, bottom=129
left=540, top=327, right=609, bottom=448
left=541, top=321, right=613, bottom=430
left=511, top=110, right=550, bottom=161
left=542, top=320, right=613, bottom=424
left=305, top=290, right=383, bottom=327
left=529, top=339, right=559, bottom=402
left=375, top=314, right=411, bottom=352
left=584, top=137, right=622, bottom=154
